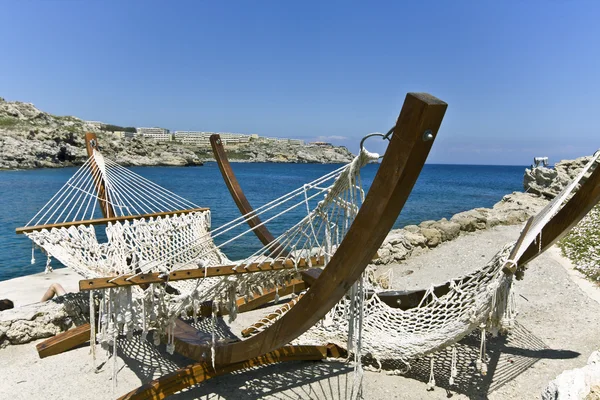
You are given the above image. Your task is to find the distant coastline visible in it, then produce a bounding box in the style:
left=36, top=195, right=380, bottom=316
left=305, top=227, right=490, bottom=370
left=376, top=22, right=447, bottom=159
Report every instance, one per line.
left=0, top=97, right=354, bottom=169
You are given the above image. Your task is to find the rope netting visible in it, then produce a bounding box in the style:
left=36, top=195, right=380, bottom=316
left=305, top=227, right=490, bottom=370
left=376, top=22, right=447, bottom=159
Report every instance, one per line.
left=23, top=134, right=599, bottom=392
left=22, top=145, right=379, bottom=357
left=251, top=150, right=600, bottom=384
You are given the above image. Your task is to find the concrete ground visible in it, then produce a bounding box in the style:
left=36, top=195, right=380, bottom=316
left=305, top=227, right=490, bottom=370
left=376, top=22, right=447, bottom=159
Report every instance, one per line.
left=0, top=225, right=599, bottom=399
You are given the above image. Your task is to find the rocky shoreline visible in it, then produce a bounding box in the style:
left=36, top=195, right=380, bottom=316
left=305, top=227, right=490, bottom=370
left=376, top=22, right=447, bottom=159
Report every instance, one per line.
left=373, top=155, right=595, bottom=267
left=0, top=98, right=354, bottom=169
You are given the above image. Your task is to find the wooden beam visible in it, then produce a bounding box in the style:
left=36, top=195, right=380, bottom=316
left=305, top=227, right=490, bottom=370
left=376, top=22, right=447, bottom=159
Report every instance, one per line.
left=16, top=207, right=210, bottom=234
left=209, top=93, right=446, bottom=366
left=36, top=323, right=91, bottom=359
left=237, top=279, right=307, bottom=313
left=517, top=161, right=600, bottom=267
left=502, top=217, right=535, bottom=275
left=210, top=134, right=288, bottom=257
left=85, top=132, right=116, bottom=219
left=79, top=256, right=325, bottom=291
left=118, top=345, right=332, bottom=400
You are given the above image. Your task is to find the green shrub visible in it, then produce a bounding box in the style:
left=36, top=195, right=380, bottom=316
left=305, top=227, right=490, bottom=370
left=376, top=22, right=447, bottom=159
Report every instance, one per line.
left=0, top=116, right=19, bottom=128
left=559, top=203, right=600, bottom=282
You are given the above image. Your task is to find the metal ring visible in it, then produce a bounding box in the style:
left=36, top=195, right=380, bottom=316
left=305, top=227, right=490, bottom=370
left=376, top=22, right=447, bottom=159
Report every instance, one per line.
left=359, top=133, right=386, bottom=151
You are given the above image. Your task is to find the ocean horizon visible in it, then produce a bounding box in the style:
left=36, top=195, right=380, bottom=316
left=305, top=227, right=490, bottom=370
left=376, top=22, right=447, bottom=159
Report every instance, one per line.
left=0, top=162, right=527, bottom=282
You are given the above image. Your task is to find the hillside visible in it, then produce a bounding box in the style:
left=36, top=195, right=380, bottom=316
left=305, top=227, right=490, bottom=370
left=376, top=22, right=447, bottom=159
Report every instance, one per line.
left=0, top=98, right=354, bottom=169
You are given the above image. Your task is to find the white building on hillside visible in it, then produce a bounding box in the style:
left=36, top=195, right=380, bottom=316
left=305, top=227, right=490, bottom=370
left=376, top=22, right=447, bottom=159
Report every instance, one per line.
left=173, top=131, right=254, bottom=146
left=173, top=131, right=211, bottom=145
left=136, top=127, right=172, bottom=141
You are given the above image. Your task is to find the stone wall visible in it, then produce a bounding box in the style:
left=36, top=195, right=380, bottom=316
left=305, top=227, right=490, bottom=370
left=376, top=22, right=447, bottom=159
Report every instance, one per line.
left=375, top=192, right=549, bottom=265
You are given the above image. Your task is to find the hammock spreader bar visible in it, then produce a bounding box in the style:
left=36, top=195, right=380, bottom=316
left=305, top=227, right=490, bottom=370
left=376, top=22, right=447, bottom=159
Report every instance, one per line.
left=78, top=255, right=326, bottom=291
left=15, top=207, right=210, bottom=234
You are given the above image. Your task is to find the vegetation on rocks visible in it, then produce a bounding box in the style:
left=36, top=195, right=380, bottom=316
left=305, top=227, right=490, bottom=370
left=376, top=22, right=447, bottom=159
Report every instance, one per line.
left=524, top=155, right=600, bottom=283
left=560, top=204, right=600, bottom=282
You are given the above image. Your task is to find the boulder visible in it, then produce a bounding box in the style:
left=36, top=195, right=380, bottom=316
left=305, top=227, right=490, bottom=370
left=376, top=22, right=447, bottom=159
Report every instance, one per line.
left=431, top=220, right=461, bottom=241
left=542, top=351, right=600, bottom=400
left=524, top=155, right=594, bottom=198
left=375, top=230, right=412, bottom=264
left=403, top=225, right=420, bottom=233
left=420, top=228, right=442, bottom=247
left=0, top=293, right=88, bottom=348
left=419, top=220, right=437, bottom=229
left=403, top=231, right=427, bottom=248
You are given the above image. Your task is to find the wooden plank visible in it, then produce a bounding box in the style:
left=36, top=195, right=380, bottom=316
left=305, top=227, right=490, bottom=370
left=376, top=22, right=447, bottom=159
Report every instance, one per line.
left=502, top=216, right=535, bottom=275
left=79, top=256, right=324, bottom=291
left=16, top=207, right=210, bottom=234
left=36, top=323, right=91, bottom=359
left=85, top=132, right=115, bottom=219
left=517, top=161, right=600, bottom=267
left=210, top=134, right=288, bottom=257
left=241, top=294, right=304, bottom=337
left=236, top=279, right=306, bottom=313
left=209, top=93, right=447, bottom=365
left=118, top=345, right=329, bottom=400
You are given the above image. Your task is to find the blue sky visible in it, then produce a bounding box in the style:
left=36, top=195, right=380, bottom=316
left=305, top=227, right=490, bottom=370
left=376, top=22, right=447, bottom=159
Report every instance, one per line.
left=1, top=1, right=598, bottom=165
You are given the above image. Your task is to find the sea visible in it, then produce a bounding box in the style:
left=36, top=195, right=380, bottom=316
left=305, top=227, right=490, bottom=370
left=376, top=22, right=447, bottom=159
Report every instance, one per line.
left=0, top=162, right=526, bottom=282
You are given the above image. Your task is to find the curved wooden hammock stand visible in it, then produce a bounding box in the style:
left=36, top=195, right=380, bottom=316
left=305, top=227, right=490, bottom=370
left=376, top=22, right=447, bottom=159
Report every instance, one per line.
left=118, top=92, right=448, bottom=398
left=25, top=93, right=600, bottom=399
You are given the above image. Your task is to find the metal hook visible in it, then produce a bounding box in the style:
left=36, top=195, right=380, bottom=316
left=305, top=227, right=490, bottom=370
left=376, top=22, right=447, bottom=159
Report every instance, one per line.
left=359, top=133, right=386, bottom=152
left=359, top=126, right=395, bottom=152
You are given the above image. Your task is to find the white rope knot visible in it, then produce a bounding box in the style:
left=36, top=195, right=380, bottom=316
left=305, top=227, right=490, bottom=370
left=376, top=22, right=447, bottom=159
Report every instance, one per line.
left=44, top=255, right=53, bottom=274
left=427, top=355, right=436, bottom=390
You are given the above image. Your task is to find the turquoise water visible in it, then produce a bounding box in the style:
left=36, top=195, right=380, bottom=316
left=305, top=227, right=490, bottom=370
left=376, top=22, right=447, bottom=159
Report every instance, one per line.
left=0, top=162, right=525, bottom=281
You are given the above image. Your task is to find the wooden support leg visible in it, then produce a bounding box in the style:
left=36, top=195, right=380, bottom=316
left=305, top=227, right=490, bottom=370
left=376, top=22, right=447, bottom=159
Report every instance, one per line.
left=36, top=323, right=92, bottom=359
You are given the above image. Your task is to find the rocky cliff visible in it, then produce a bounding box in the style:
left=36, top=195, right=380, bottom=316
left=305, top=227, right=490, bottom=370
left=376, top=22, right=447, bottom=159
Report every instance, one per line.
left=523, top=155, right=596, bottom=198
left=0, top=98, right=354, bottom=169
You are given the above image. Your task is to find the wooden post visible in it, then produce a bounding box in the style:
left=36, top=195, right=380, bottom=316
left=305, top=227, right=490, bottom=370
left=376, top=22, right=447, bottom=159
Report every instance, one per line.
left=85, top=132, right=115, bottom=219
left=210, top=134, right=288, bottom=257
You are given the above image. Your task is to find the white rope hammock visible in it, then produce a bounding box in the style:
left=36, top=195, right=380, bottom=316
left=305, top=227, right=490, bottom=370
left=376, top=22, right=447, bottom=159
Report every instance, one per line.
left=23, top=145, right=380, bottom=356
left=271, top=150, right=600, bottom=383
left=24, top=137, right=598, bottom=389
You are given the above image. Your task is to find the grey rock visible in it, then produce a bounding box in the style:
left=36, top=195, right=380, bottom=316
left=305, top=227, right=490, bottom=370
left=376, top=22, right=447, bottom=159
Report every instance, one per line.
left=404, top=231, right=427, bottom=248
left=374, top=231, right=411, bottom=264
left=451, top=215, right=479, bottom=232
left=524, top=155, right=595, bottom=198
left=542, top=350, right=600, bottom=400
left=403, top=225, right=420, bottom=233
left=432, top=220, right=461, bottom=241
left=420, top=228, right=442, bottom=247
left=0, top=293, right=88, bottom=348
